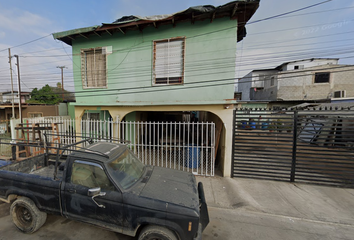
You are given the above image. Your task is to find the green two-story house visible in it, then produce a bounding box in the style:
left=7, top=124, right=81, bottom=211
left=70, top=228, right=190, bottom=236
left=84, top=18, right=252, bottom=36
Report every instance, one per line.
left=53, top=0, right=260, bottom=177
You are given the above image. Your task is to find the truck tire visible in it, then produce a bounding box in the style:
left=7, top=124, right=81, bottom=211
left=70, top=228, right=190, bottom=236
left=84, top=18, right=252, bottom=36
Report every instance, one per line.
left=139, top=225, right=178, bottom=240
left=10, top=197, right=47, bottom=233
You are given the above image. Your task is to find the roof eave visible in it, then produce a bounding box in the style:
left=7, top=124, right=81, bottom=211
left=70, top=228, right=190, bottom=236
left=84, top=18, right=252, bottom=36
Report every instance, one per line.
left=53, top=0, right=260, bottom=46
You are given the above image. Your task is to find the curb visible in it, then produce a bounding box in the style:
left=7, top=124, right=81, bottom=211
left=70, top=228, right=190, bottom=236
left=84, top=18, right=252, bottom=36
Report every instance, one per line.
left=0, top=202, right=10, bottom=218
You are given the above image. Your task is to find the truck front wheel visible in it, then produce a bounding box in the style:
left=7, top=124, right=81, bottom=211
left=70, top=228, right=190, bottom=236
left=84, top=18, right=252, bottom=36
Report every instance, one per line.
left=10, top=197, right=47, bottom=233
left=139, top=225, right=178, bottom=240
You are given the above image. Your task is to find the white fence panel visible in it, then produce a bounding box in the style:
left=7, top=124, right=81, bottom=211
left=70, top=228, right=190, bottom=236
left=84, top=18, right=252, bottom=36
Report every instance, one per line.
left=19, top=117, right=215, bottom=176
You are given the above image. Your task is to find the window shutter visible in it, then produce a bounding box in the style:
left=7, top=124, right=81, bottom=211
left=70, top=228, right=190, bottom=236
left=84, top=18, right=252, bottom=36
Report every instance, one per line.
left=154, top=38, right=184, bottom=84
left=81, top=47, right=107, bottom=88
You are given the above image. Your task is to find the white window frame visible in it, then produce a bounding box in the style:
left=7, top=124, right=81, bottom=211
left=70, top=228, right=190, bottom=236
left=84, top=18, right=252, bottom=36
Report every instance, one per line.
left=81, top=47, right=107, bottom=89
left=153, top=37, right=185, bottom=85
left=28, top=112, right=43, bottom=118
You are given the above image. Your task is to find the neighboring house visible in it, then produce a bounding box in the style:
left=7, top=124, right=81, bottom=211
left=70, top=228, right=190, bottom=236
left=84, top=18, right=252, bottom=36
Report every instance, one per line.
left=0, top=91, right=69, bottom=133
left=1, top=91, right=31, bottom=104
left=53, top=0, right=260, bottom=177
left=238, top=58, right=354, bottom=103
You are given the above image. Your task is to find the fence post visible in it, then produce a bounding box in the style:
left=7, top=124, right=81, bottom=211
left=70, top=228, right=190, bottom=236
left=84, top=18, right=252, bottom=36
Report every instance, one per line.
left=231, top=109, right=236, bottom=178
left=290, top=110, right=298, bottom=182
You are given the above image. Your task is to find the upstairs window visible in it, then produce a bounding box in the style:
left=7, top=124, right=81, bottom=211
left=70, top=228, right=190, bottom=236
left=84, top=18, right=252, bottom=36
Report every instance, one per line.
left=294, top=65, right=304, bottom=70
left=314, top=72, right=330, bottom=83
left=153, top=37, right=185, bottom=85
left=81, top=47, right=107, bottom=88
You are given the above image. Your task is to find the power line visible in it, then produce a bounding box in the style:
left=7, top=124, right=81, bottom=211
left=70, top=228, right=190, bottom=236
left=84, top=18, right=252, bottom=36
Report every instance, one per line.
left=247, top=0, right=333, bottom=25
left=14, top=65, right=354, bottom=98
left=0, top=34, right=52, bottom=53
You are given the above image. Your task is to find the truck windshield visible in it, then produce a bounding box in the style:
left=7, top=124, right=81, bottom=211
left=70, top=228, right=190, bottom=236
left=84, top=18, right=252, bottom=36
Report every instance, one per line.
left=107, top=149, right=145, bottom=189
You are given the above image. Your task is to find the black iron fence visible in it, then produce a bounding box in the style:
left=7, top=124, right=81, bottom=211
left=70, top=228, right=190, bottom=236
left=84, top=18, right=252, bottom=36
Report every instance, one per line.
left=232, top=108, right=354, bottom=188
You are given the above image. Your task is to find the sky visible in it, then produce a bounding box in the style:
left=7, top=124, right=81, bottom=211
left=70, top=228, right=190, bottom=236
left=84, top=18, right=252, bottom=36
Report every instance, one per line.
left=0, top=0, right=354, bottom=93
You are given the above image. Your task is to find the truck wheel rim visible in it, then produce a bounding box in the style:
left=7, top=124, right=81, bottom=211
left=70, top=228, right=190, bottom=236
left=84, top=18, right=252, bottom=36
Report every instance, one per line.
left=17, top=206, right=33, bottom=227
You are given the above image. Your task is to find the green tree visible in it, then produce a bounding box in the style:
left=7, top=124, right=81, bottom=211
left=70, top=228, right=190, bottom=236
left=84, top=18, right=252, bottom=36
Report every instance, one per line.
left=28, top=84, right=62, bottom=104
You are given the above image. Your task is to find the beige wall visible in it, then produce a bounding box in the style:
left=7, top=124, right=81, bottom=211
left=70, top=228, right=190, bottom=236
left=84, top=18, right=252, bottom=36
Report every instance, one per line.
left=22, top=105, right=59, bottom=118
left=74, top=104, right=234, bottom=177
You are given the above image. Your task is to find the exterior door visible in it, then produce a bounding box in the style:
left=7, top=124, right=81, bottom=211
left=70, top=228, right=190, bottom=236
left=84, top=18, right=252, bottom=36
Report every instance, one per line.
left=62, top=160, right=125, bottom=231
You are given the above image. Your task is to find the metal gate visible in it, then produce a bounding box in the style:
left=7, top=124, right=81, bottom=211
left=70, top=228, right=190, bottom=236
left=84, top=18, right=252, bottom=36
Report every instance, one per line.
left=120, top=121, right=215, bottom=176
left=232, top=108, right=354, bottom=187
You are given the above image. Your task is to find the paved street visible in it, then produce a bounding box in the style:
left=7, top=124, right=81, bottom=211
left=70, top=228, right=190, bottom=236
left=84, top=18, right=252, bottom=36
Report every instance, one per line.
left=1, top=176, right=354, bottom=239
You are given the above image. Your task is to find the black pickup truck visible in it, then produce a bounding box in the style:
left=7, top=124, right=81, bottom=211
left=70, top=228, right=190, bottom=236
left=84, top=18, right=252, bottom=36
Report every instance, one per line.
left=0, top=140, right=209, bottom=240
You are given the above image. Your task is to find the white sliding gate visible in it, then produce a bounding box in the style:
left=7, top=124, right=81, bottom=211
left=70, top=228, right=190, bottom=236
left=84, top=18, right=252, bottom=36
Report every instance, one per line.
left=22, top=117, right=216, bottom=176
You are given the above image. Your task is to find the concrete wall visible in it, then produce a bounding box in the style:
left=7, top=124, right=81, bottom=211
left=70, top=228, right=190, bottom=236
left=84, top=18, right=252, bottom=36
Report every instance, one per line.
left=277, top=65, right=354, bottom=101
left=238, top=72, right=252, bottom=100
left=58, top=103, right=68, bottom=116
left=71, top=17, right=238, bottom=106
left=239, top=70, right=278, bottom=101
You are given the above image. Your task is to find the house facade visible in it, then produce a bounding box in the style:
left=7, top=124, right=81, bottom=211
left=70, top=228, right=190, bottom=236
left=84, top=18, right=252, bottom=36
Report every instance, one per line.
left=53, top=0, right=260, bottom=177
left=238, top=58, right=354, bottom=103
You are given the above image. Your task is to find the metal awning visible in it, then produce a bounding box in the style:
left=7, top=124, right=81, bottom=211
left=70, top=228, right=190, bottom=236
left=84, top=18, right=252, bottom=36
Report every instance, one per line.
left=53, top=0, right=260, bottom=45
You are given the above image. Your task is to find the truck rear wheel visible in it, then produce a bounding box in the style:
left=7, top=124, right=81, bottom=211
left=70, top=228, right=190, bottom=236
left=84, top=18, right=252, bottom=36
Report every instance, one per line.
left=10, top=197, right=47, bottom=233
left=139, top=225, right=178, bottom=240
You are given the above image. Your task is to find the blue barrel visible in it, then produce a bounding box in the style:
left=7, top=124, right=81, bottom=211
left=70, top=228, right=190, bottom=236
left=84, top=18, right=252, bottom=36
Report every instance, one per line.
left=261, top=122, right=269, bottom=129
left=185, top=145, right=200, bottom=168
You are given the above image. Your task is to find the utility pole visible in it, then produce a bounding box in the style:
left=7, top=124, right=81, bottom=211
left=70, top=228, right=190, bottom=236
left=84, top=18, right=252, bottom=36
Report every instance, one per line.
left=8, top=48, right=15, bottom=119
left=57, top=66, right=66, bottom=101
left=14, top=55, right=22, bottom=123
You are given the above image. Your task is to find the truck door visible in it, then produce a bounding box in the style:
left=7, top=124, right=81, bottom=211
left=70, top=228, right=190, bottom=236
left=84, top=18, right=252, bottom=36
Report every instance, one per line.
left=62, top=160, right=125, bottom=232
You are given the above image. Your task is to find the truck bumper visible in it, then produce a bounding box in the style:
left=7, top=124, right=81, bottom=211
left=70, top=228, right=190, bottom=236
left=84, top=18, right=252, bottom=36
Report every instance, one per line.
left=193, top=223, right=203, bottom=240
left=198, top=182, right=210, bottom=232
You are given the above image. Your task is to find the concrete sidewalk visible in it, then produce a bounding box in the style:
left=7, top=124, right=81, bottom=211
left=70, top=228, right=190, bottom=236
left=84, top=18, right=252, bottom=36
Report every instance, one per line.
left=196, top=175, right=354, bottom=226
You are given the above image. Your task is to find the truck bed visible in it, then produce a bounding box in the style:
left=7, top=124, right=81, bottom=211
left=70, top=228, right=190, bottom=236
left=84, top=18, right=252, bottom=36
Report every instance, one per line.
left=0, top=154, right=65, bottom=180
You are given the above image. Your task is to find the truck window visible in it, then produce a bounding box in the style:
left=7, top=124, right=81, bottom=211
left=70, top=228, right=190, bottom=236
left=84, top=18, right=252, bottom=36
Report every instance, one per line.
left=107, top=149, right=145, bottom=189
left=71, top=161, right=115, bottom=191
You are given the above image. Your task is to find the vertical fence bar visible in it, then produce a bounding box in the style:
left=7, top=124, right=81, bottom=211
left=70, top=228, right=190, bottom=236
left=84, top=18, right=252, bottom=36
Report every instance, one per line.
left=201, top=122, right=204, bottom=175
left=231, top=110, right=236, bottom=178
left=157, top=122, right=160, bottom=166
left=129, top=121, right=132, bottom=149
left=145, top=122, right=148, bottom=164
left=170, top=122, right=172, bottom=168
left=212, top=123, right=215, bottom=177
left=206, top=122, right=209, bottom=176
left=136, top=122, right=139, bottom=157
left=290, top=111, right=298, bottom=182
left=196, top=122, right=199, bottom=174
left=178, top=122, right=181, bottom=170
left=187, top=122, right=190, bottom=172
left=165, top=122, right=168, bottom=168
left=149, top=121, right=152, bottom=165
left=133, top=122, right=136, bottom=153
left=174, top=122, right=176, bottom=169
left=153, top=122, right=155, bottom=166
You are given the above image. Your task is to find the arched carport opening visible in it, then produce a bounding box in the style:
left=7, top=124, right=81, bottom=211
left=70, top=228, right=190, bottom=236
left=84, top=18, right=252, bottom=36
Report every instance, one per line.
left=119, top=110, right=225, bottom=176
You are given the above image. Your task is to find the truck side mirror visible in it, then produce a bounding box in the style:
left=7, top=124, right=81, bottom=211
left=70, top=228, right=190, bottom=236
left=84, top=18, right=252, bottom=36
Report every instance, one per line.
left=88, top=187, right=106, bottom=208
left=88, top=187, right=101, bottom=197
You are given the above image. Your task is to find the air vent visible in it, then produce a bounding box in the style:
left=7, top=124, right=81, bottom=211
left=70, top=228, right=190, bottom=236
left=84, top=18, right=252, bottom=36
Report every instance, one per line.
left=333, top=90, right=346, bottom=98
